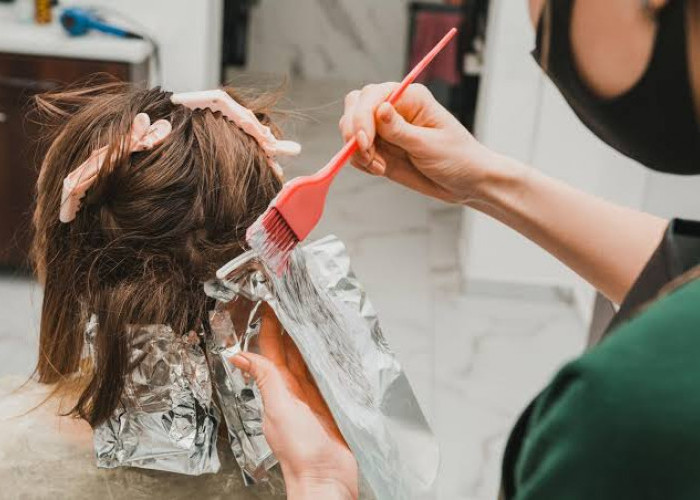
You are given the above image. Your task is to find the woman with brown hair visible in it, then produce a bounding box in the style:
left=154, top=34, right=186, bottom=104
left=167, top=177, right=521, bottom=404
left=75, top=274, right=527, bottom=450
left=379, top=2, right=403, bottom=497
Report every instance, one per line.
left=340, top=0, right=700, bottom=498
left=0, top=83, right=357, bottom=499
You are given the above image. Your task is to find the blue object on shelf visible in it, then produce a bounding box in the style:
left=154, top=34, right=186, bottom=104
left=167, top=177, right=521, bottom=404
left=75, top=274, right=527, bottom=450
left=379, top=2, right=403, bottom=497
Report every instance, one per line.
left=60, top=7, right=141, bottom=39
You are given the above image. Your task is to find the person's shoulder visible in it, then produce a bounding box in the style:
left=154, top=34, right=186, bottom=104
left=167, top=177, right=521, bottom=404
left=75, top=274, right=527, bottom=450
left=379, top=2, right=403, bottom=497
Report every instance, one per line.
left=0, top=375, right=47, bottom=419
left=543, top=277, right=700, bottom=427
left=579, top=277, right=700, bottom=386
left=0, top=377, right=267, bottom=499
left=515, top=279, right=700, bottom=497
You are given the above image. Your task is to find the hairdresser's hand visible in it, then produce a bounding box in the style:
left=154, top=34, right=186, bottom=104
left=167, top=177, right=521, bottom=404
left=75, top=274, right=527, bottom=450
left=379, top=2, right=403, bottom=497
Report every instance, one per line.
left=339, top=82, right=498, bottom=204
left=230, top=306, right=358, bottom=500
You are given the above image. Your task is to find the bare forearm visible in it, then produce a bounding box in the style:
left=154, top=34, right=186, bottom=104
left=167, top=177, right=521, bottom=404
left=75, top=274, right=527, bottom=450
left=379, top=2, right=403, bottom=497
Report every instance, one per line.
left=338, top=81, right=667, bottom=303
left=469, top=153, right=667, bottom=303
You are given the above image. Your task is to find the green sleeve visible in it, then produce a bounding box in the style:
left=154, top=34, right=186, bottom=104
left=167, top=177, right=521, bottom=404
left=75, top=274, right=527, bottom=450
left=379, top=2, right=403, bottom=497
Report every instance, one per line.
left=513, top=279, right=700, bottom=500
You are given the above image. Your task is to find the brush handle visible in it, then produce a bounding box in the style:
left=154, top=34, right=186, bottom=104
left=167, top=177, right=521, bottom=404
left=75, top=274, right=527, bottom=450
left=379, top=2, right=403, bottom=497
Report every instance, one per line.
left=316, top=27, right=458, bottom=182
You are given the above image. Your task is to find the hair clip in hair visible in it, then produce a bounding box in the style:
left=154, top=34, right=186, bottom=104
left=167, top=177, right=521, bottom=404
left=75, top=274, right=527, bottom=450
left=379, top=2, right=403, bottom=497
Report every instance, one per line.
left=59, top=113, right=172, bottom=223
left=170, top=90, right=301, bottom=176
left=130, top=113, right=173, bottom=152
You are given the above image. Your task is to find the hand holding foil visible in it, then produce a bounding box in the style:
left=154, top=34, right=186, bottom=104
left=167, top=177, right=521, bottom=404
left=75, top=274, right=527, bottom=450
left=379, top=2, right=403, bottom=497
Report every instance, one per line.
left=208, top=235, right=439, bottom=498
left=230, top=304, right=359, bottom=499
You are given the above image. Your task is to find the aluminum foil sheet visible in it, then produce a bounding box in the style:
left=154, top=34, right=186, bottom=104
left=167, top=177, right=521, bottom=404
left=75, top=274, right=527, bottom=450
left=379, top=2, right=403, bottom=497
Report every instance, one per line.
left=206, top=298, right=278, bottom=483
left=85, top=319, right=221, bottom=476
left=206, top=235, right=440, bottom=499
left=83, top=305, right=278, bottom=485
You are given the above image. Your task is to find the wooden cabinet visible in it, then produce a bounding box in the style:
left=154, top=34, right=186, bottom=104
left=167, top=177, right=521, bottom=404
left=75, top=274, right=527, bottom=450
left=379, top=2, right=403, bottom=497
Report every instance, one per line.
left=0, top=52, right=147, bottom=270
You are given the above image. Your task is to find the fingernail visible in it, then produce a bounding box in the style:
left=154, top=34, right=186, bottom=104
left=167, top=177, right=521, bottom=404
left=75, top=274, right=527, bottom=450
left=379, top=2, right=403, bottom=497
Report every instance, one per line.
left=379, top=103, right=392, bottom=123
left=357, top=130, right=369, bottom=151
left=369, top=159, right=385, bottom=175
left=231, top=354, right=251, bottom=373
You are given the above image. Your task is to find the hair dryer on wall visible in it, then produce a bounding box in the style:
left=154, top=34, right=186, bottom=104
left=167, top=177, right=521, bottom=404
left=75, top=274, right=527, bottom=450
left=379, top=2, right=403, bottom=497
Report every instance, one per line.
left=60, top=7, right=143, bottom=39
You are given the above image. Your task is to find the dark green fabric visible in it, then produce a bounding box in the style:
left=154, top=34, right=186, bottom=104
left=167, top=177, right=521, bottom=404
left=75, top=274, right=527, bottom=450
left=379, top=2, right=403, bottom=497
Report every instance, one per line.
left=510, top=278, right=700, bottom=499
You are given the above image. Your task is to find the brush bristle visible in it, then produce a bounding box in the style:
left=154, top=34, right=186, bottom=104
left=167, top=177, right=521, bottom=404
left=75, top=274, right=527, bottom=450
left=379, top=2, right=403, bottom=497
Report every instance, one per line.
left=246, top=208, right=299, bottom=275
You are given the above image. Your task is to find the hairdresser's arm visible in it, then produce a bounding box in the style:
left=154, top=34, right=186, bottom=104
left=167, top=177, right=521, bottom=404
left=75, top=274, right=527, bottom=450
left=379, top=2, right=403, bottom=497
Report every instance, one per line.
left=230, top=306, right=358, bottom=500
left=339, top=83, right=666, bottom=304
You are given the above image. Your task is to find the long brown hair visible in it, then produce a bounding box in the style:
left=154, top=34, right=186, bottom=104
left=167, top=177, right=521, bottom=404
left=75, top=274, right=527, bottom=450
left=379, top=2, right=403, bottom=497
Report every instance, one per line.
left=31, top=81, right=283, bottom=427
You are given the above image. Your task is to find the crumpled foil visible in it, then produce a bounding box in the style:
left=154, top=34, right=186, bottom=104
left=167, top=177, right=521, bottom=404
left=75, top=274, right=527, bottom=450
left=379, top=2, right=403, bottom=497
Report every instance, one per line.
left=206, top=235, right=440, bottom=499
left=86, top=235, right=438, bottom=498
left=87, top=319, right=221, bottom=475
left=205, top=298, right=278, bottom=484
left=84, top=306, right=277, bottom=483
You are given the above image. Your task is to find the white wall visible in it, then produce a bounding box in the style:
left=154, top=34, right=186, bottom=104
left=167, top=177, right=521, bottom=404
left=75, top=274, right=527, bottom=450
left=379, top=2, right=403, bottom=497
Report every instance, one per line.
left=64, top=0, right=223, bottom=91
left=466, top=0, right=567, bottom=289
left=465, top=0, right=651, bottom=319
left=643, top=172, right=700, bottom=220
left=245, top=0, right=425, bottom=82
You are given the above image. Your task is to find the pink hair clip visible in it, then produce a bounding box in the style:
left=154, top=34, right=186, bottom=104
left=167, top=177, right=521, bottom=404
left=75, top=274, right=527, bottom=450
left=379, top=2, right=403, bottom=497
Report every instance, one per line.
left=59, top=113, right=172, bottom=223
left=170, top=90, right=301, bottom=177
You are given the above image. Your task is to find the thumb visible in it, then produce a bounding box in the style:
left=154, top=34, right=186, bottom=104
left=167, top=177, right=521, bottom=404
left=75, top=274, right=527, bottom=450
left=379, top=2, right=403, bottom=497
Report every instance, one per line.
left=230, top=352, right=290, bottom=406
left=375, top=102, right=425, bottom=151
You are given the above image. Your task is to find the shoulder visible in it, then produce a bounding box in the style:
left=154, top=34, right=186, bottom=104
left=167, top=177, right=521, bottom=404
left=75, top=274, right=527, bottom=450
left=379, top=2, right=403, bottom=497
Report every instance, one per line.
left=0, top=377, right=266, bottom=498
left=528, top=0, right=546, bottom=29
left=515, top=279, right=700, bottom=498
left=549, top=276, right=700, bottom=416
left=0, top=376, right=93, bottom=456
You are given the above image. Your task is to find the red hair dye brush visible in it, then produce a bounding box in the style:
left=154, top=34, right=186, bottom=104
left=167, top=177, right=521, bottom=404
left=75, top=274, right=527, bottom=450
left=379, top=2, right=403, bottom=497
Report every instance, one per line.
left=246, top=28, right=458, bottom=274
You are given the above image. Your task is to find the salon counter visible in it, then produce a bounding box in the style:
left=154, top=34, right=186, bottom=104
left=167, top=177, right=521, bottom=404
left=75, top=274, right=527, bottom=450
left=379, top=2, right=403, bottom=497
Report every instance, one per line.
left=0, top=5, right=151, bottom=64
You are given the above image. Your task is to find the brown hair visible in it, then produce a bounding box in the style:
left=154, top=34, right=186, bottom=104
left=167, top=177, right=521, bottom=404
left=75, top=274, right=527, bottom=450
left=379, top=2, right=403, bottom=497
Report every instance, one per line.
left=31, top=81, right=283, bottom=427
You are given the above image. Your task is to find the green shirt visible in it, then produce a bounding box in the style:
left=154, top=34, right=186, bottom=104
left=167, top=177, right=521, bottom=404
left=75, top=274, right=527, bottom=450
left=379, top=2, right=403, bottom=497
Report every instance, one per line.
left=504, top=278, right=700, bottom=499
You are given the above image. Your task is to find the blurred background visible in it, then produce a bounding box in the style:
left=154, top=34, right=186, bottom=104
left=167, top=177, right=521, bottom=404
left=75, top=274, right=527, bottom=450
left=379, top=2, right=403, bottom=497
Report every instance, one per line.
left=1, top=1, right=699, bottom=498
